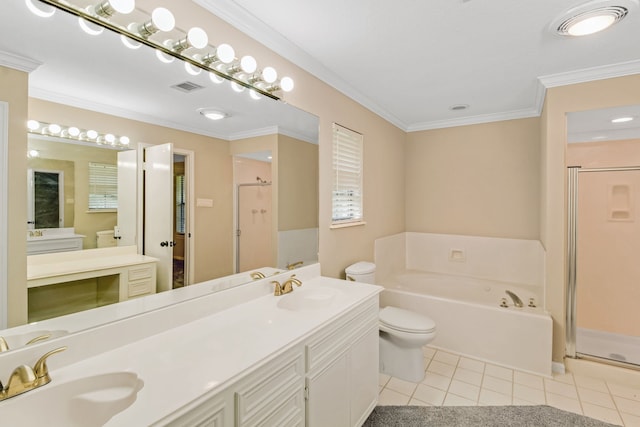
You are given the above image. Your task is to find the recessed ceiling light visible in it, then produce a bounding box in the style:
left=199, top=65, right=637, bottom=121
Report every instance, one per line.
left=449, top=104, right=469, bottom=111
left=556, top=6, right=628, bottom=36
left=611, top=116, right=634, bottom=123
left=198, top=109, right=228, bottom=121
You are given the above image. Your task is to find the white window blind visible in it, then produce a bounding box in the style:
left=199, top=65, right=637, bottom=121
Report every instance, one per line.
left=332, top=123, right=363, bottom=224
left=88, top=162, right=118, bottom=210
left=175, top=174, right=185, bottom=234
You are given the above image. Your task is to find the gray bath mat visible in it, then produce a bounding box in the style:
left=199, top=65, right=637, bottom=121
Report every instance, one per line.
left=362, top=405, right=619, bottom=426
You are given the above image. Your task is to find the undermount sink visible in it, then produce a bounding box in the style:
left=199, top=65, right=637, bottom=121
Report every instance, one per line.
left=277, top=287, right=342, bottom=311
left=1, top=371, right=144, bottom=426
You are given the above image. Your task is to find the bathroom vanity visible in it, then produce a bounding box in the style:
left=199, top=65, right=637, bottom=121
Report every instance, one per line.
left=27, top=246, right=158, bottom=302
left=26, top=227, right=85, bottom=255
left=0, top=264, right=381, bottom=426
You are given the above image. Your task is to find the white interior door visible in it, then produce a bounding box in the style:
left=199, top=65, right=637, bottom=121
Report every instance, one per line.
left=144, top=143, right=173, bottom=293
left=117, top=150, right=137, bottom=246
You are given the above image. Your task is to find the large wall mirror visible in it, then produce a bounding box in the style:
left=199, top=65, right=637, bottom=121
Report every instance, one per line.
left=0, top=0, right=318, bottom=348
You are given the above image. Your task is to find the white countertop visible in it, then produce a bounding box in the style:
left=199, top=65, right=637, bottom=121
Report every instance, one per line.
left=0, top=274, right=381, bottom=425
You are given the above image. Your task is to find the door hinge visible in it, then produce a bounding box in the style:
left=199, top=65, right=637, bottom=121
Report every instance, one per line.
left=304, top=386, right=309, bottom=401
left=236, top=229, right=241, bottom=237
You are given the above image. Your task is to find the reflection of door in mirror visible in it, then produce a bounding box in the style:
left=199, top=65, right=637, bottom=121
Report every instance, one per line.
left=28, top=169, right=64, bottom=229
left=234, top=154, right=273, bottom=273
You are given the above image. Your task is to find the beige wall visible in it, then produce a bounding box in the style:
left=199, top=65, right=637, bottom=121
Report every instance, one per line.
left=1, top=65, right=28, bottom=327
left=567, top=139, right=640, bottom=167
left=278, top=135, right=318, bottom=231
left=406, top=118, right=540, bottom=239
left=541, top=74, right=640, bottom=362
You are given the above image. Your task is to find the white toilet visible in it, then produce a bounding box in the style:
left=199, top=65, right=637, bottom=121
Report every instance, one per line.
left=345, top=262, right=436, bottom=383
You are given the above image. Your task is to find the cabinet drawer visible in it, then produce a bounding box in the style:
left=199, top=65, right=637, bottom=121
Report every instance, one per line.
left=128, top=264, right=154, bottom=281
left=235, top=349, right=304, bottom=426
left=256, top=387, right=304, bottom=427
left=128, top=278, right=155, bottom=298
left=306, top=297, right=378, bottom=373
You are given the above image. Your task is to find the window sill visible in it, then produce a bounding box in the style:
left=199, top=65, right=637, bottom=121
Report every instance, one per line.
left=330, top=221, right=366, bottom=229
left=86, top=209, right=117, bottom=213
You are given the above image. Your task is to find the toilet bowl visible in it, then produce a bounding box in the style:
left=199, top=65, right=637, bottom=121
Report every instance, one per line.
left=379, top=306, right=436, bottom=382
left=345, top=262, right=437, bottom=383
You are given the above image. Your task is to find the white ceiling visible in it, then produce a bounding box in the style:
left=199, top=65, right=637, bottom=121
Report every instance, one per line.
left=195, top=0, right=640, bottom=132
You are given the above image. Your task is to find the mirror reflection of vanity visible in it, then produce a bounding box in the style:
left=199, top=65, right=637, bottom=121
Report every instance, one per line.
left=0, top=0, right=319, bottom=344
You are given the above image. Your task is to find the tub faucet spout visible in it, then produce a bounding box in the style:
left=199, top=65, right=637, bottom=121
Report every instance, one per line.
left=505, top=290, right=523, bottom=308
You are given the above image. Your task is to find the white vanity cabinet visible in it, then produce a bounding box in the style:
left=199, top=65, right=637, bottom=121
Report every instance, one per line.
left=305, top=298, right=379, bottom=427
left=166, top=295, right=379, bottom=427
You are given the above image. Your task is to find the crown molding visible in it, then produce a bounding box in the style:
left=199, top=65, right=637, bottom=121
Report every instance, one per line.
left=228, top=125, right=279, bottom=141
left=407, top=107, right=541, bottom=132
left=192, top=0, right=408, bottom=131
left=539, top=59, right=640, bottom=88
left=0, top=50, right=42, bottom=73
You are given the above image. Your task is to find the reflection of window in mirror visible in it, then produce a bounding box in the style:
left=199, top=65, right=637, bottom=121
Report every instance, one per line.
left=175, top=174, right=186, bottom=234
left=88, top=162, right=118, bottom=211
left=28, top=169, right=64, bottom=229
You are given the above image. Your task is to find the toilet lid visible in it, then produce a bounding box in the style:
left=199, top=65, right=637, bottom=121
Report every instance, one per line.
left=379, top=306, right=436, bottom=333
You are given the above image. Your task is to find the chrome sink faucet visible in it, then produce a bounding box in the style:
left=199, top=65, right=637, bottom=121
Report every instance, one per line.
left=0, top=346, right=66, bottom=401
left=505, top=290, right=524, bottom=308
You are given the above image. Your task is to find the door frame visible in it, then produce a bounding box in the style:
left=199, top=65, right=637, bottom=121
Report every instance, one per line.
left=140, top=144, right=195, bottom=287
left=175, top=148, right=195, bottom=286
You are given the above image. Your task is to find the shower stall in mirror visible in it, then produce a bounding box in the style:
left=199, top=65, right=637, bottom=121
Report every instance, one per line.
left=566, top=105, right=640, bottom=368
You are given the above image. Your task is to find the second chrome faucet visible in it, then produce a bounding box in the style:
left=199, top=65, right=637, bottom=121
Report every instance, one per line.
left=272, top=275, right=303, bottom=296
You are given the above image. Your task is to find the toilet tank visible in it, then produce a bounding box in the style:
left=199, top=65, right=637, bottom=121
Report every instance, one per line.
left=96, top=230, right=116, bottom=248
left=345, top=262, right=376, bottom=284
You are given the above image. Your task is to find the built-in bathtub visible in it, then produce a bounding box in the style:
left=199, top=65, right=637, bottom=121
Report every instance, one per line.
left=375, top=233, right=553, bottom=376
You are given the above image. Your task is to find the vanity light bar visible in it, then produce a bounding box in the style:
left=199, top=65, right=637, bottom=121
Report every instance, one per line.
left=27, top=120, right=131, bottom=149
left=35, top=0, right=295, bottom=100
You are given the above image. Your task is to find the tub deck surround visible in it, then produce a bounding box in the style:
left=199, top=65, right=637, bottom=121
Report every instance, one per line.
left=0, top=266, right=382, bottom=425
left=374, top=232, right=552, bottom=376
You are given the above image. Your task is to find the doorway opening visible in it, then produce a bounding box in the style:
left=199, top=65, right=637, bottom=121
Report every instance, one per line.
left=27, top=169, right=64, bottom=229
left=143, top=144, right=194, bottom=292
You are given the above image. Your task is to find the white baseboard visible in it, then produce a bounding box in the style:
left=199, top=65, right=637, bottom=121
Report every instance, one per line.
left=552, top=361, right=565, bottom=374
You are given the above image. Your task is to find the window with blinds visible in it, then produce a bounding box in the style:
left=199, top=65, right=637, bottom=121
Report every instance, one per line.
left=175, top=174, right=185, bottom=234
left=88, top=162, right=118, bottom=210
left=332, top=123, right=364, bottom=225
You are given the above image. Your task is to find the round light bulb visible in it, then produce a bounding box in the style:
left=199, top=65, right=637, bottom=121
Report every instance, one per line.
left=108, top=0, right=135, bottom=15
left=184, top=62, right=201, bottom=76
left=568, top=14, right=616, bottom=36
left=152, top=7, right=175, bottom=32
left=262, top=66, right=278, bottom=84
left=156, top=50, right=174, bottom=64
left=27, top=120, right=40, bottom=131
left=78, top=18, right=104, bottom=36
left=187, top=27, right=208, bottom=49
left=68, top=127, right=81, bottom=137
left=249, top=90, right=261, bottom=100
left=280, top=76, right=294, bottom=92
left=119, top=136, right=130, bottom=145
left=209, top=72, right=224, bottom=84
left=25, top=0, right=56, bottom=18
left=48, top=124, right=61, bottom=134
left=28, top=149, right=40, bottom=158
left=86, top=130, right=98, bottom=140
left=216, top=43, right=235, bottom=64
left=121, top=34, right=141, bottom=49
left=105, top=134, right=116, bottom=144
left=240, top=56, right=257, bottom=73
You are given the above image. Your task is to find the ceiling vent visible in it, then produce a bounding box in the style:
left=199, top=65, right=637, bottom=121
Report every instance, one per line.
left=171, top=81, right=205, bottom=93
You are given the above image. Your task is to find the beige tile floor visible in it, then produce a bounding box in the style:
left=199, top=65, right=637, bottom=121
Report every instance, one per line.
left=378, top=347, right=640, bottom=427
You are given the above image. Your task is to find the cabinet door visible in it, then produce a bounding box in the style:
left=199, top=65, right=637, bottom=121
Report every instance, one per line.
left=306, top=351, right=350, bottom=427
left=349, top=325, right=379, bottom=426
